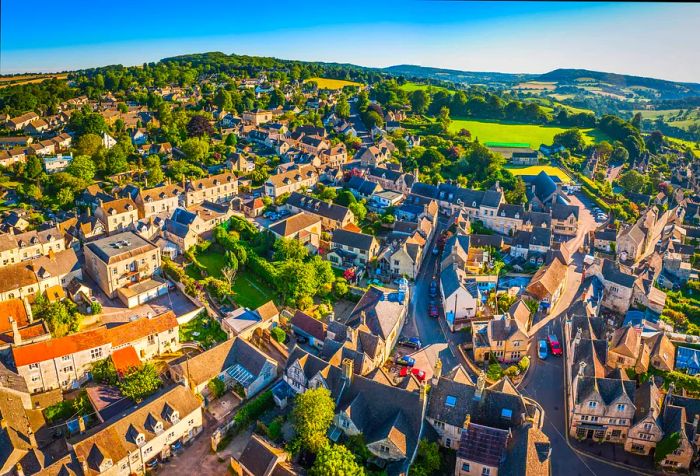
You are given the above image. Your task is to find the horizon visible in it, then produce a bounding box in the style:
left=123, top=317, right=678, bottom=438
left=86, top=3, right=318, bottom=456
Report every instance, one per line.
left=2, top=1, right=699, bottom=83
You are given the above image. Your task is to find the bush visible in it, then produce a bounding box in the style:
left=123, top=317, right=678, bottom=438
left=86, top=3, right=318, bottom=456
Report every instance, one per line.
left=270, top=327, right=286, bottom=343
left=233, top=390, right=274, bottom=428
left=504, top=365, right=520, bottom=377
left=91, top=358, right=118, bottom=385
left=517, top=356, right=530, bottom=372
left=487, top=363, right=504, bottom=380
left=90, top=301, right=102, bottom=315
left=208, top=378, right=226, bottom=399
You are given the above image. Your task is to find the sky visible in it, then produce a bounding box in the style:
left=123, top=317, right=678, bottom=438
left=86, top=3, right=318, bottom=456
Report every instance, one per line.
left=2, top=1, right=699, bottom=82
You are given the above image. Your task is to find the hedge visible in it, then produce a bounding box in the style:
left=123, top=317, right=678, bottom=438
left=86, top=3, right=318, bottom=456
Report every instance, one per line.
left=233, top=390, right=274, bottom=428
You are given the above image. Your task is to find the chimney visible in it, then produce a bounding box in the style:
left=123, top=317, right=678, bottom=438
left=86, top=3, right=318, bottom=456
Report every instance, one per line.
left=23, top=297, right=33, bottom=323
left=578, top=361, right=587, bottom=379
left=475, top=371, right=486, bottom=400
left=432, top=358, right=442, bottom=386
left=9, top=317, right=21, bottom=346
left=573, top=328, right=582, bottom=348
left=505, top=316, right=512, bottom=333
left=341, top=358, right=354, bottom=383
left=78, top=415, right=86, bottom=434
left=462, top=414, right=471, bottom=430
left=419, top=382, right=428, bottom=403
left=15, top=463, right=24, bottom=476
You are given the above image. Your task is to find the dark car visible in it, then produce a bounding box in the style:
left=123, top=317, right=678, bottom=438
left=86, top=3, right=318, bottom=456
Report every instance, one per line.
left=295, top=334, right=308, bottom=344
left=429, top=280, right=438, bottom=298
left=398, top=336, right=422, bottom=349
left=429, top=304, right=439, bottom=318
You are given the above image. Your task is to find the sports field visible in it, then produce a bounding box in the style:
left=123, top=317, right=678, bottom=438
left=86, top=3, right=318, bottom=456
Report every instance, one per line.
left=504, top=165, right=571, bottom=182
left=304, top=77, right=362, bottom=90
left=448, top=119, right=603, bottom=149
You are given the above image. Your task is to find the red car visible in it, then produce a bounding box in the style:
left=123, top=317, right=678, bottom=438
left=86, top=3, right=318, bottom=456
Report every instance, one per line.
left=428, top=303, right=439, bottom=318
left=547, top=335, right=562, bottom=356
left=399, top=367, right=427, bottom=381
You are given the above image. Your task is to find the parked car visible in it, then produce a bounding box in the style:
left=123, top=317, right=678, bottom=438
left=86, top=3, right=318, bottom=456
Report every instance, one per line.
left=538, top=339, right=548, bottom=359
left=429, top=280, right=438, bottom=298
left=432, top=247, right=439, bottom=255
left=295, top=335, right=308, bottom=344
left=429, top=303, right=439, bottom=318
left=396, top=355, right=416, bottom=366
left=547, top=335, right=562, bottom=356
left=278, top=209, right=290, bottom=217
left=400, top=366, right=426, bottom=381
left=145, top=458, right=160, bottom=470
left=171, top=440, right=184, bottom=455
left=398, top=336, right=423, bottom=349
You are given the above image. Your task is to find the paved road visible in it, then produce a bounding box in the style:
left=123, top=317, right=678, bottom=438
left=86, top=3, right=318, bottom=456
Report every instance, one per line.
left=521, top=192, right=639, bottom=475
left=349, top=98, right=372, bottom=146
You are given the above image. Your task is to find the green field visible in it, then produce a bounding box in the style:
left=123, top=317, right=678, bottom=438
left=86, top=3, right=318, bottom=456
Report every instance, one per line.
left=231, top=270, right=277, bottom=309
left=448, top=119, right=604, bottom=149
left=399, top=81, right=452, bottom=94
left=504, top=165, right=571, bottom=182
left=304, top=77, right=362, bottom=90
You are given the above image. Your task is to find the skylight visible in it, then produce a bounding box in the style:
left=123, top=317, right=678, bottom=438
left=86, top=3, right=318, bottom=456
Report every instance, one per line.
left=501, top=408, right=512, bottom=419
left=445, top=395, right=457, bottom=407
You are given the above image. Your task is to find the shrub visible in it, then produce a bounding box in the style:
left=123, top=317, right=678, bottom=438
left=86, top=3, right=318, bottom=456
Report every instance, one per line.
left=504, top=365, right=520, bottom=377
left=208, top=378, right=226, bottom=399
left=91, top=358, right=118, bottom=385
left=233, top=390, right=274, bottom=428
left=270, top=327, right=286, bottom=343
left=487, top=363, right=504, bottom=381
left=517, top=356, right=530, bottom=372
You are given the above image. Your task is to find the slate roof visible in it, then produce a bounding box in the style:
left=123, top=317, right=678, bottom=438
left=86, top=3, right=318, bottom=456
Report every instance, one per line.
left=286, top=192, right=352, bottom=222
left=601, top=259, right=636, bottom=288
left=501, top=424, right=551, bottom=476
left=331, top=228, right=376, bottom=252
left=527, top=171, right=558, bottom=203
left=676, top=346, right=700, bottom=374
left=458, top=422, right=509, bottom=467
left=346, top=286, right=407, bottom=341
left=269, top=212, right=321, bottom=237
left=290, top=310, right=327, bottom=342
left=347, top=176, right=380, bottom=196
left=428, top=377, right=527, bottom=430
left=551, top=203, right=579, bottom=220
left=575, top=377, right=636, bottom=405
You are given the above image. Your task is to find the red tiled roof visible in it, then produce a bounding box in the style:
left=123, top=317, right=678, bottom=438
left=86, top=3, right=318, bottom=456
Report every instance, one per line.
left=111, top=345, right=141, bottom=375
left=12, top=311, right=177, bottom=367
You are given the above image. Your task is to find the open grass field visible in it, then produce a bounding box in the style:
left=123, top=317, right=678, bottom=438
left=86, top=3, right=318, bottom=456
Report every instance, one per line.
left=0, top=73, right=68, bottom=89
left=448, top=118, right=605, bottom=149
left=667, top=137, right=700, bottom=156
left=399, top=81, right=452, bottom=94
left=513, top=81, right=557, bottom=91
left=304, top=77, right=362, bottom=90
left=504, top=165, right=571, bottom=182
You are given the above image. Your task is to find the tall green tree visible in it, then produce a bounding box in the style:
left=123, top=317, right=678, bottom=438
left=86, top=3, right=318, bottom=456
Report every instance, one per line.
left=310, top=444, right=365, bottom=476
left=293, top=387, right=335, bottom=454
left=66, top=155, right=96, bottom=181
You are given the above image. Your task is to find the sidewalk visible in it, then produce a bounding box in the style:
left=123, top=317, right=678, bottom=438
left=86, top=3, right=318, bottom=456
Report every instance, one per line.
left=569, top=438, right=660, bottom=474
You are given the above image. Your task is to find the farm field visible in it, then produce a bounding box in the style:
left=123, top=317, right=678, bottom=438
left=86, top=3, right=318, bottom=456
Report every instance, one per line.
left=0, top=73, right=68, bottom=88
left=667, top=137, right=700, bottom=156
left=504, top=165, right=571, bottom=182
left=304, top=77, right=362, bottom=90
left=448, top=118, right=604, bottom=149
left=399, top=81, right=452, bottom=94
left=513, top=81, right=557, bottom=91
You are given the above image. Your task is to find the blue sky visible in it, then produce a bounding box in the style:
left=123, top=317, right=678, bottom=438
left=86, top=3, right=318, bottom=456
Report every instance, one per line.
left=2, top=1, right=699, bottom=82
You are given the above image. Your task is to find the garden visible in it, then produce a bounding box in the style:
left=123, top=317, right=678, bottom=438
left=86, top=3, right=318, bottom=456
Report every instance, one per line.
left=661, top=281, right=700, bottom=335
left=179, top=311, right=228, bottom=348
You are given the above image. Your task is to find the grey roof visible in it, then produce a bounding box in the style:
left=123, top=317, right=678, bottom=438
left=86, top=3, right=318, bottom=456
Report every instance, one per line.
left=602, top=259, right=636, bottom=288
left=469, top=234, right=505, bottom=249
left=440, top=266, right=461, bottom=299
left=482, top=190, right=503, bottom=208
left=551, top=203, right=579, bottom=220
left=164, top=218, right=190, bottom=238
left=347, top=176, right=379, bottom=196
left=428, top=376, right=527, bottom=430
left=337, top=374, right=425, bottom=476
left=85, top=231, right=156, bottom=264
left=286, top=347, right=347, bottom=401
left=527, top=171, right=558, bottom=203
left=575, top=377, right=636, bottom=405
left=457, top=423, right=509, bottom=467
left=286, top=192, right=352, bottom=222
left=332, top=228, right=376, bottom=251
left=594, top=230, right=617, bottom=241
left=171, top=208, right=198, bottom=226
left=443, top=235, right=470, bottom=257
left=497, top=203, right=526, bottom=219
left=530, top=227, right=552, bottom=247
left=346, top=287, right=407, bottom=340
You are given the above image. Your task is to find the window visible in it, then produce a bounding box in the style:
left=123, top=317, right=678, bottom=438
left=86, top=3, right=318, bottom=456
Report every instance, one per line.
left=434, top=420, right=445, bottom=430
left=461, top=463, right=471, bottom=472
left=501, top=408, right=513, bottom=420
left=446, top=438, right=452, bottom=448
left=90, top=348, right=103, bottom=360
left=379, top=445, right=390, bottom=454
left=445, top=396, right=457, bottom=407
left=62, top=355, right=70, bottom=361
left=611, top=430, right=622, bottom=438
left=643, top=423, right=653, bottom=431
left=588, top=401, right=598, bottom=409
left=482, top=468, right=491, bottom=476
left=617, top=404, right=625, bottom=412
left=29, top=363, right=39, bottom=370
left=63, top=366, right=73, bottom=373
left=144, top=446, right=152, bottom=455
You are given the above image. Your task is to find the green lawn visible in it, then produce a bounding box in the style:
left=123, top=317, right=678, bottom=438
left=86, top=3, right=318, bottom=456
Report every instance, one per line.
left=504, top=165, right=571, bottom=183
left=231, top=270, right=277, bottom=309
left=448, top=118, right=603, bottom=149
left=179, top=312, right=227, bottom=348
left=304, top=77, right=362, bottom=90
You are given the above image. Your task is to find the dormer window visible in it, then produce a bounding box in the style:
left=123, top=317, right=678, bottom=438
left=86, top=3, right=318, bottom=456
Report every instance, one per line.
left=588, top=401, right=597, bottom=409
left=136, top=433, right=145, bottom=445
left=472, top=201, right=476, bottom=207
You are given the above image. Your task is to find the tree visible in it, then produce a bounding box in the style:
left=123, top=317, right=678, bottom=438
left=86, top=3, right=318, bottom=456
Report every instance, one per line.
left=69, top=111, right=107, bottom=137
left=75, top=133, right=103, bottom=157
left=144, top=154, right=164, bottom=185
left=56, top=188, right=75, bottom=208
left=213, top=89, right=233, bottom=111
left=66, top=155, right=96, bottom=181
left=410, top=440, right=441, bottom=476
left=91, top=358, right=118, bottom=385
left=611, top=146, right=630, bottom=164
left=186, top=115, right=215, bottom=138
left=118, top=364, right=161, bottom=402
left=274, top=237, right=309, bottom=261
left=553, top=129, right=585, bottom=153
left=310, top=444, right=365, bottom=476
left=208, top=378, right=226, bottom=399
left=361, top=109, right=383, bottom=130
left=293, top=387, right=335, bottom=454
left=105, top=144, right=129, bottom=175
left=24, top=155, right=44, bottom=180
left=181, top=137, right=210, bottom=163
left=221, top=256, right=238, bottom=286
left=224, top=133, right=237, bottom=147
left=438, top=106, right=451, bottom=133
left=631, top=111, right=642, bottom=130
left=348, top=201, right=367, bottom=222
left=335, top=96, right=350, bottom=119
left=409, top=89, right=430, bottom=115
left=619, top=169, right=646, bottom=194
